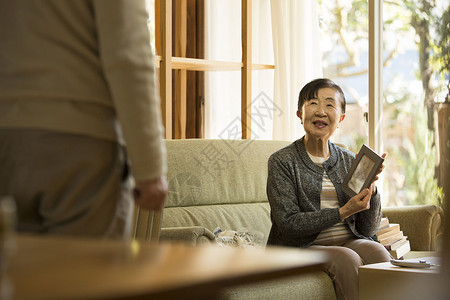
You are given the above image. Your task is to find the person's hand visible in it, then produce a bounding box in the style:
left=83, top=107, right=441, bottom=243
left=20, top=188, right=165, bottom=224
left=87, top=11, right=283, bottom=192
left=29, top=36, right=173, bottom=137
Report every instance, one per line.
left=339, top=188, right=373, bottom=220
left=133, top=176, right=168, bottom=211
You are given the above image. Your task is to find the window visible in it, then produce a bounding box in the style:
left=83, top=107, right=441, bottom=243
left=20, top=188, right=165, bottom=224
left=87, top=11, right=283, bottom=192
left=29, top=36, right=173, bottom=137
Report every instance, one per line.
left=318, top=0, right=371, bottom=152
left=205, top=0, right=274, bottom=140
left=381, top=0, right=448, bottom=206
left=317, top=0, right=447, bottom=207
left=149, top=0, right=274, bottom=139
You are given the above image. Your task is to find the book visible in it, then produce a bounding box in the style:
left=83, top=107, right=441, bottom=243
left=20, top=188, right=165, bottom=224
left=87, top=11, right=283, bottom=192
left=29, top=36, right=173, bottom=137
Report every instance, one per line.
left=376, top=224, right=401, bottom=240
left=388, top=236, right=408, bottom=251
left=378, top=217, right=389, bottom=230
left=378, top=231, right=404, bottom=246
left=389, top=240, right=411, bottom=259
left=376, top=217, right=410, bottom=258
left=376, top=222, right=398, bottom=235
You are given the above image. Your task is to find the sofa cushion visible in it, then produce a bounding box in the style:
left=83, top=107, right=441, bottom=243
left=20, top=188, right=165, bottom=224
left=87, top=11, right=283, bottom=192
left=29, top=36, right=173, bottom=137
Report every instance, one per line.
left=163, top=203, right=272, bottom=244
left=160, top=226, right=216, bottom=246
left=219, top=271, right=336, bottom=300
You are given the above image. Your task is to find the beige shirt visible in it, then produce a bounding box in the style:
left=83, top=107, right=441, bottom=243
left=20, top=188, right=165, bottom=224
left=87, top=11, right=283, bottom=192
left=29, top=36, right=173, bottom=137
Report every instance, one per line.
left=0, top=0, right=166, bottom=181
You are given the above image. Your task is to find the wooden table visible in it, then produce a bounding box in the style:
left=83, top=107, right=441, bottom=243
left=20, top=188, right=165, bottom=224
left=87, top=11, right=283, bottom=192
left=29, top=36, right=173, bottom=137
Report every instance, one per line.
left=359, top=257, right=443, bottom=300
left=2, top=235, right=328, bottom=299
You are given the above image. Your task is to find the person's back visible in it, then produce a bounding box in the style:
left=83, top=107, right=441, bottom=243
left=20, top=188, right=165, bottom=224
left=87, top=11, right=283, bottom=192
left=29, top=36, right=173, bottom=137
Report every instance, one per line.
left=0, top=1, right=110, bottom=101
left=1, top=0, right=145, bottom=143
left=0, top=0, right=167, bottom=238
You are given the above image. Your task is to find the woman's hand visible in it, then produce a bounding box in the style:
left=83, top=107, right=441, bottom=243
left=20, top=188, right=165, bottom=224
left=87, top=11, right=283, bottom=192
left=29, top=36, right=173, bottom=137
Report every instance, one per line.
left=339, top=188, right=373, bottom=220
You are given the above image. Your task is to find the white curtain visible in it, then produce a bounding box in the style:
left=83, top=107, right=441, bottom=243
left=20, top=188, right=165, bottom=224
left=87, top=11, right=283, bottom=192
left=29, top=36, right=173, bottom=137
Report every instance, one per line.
left=270, top=0, right=323, bottom=141
left=204, top=0, right=242, bottom=140
left=205, top=0, right=274, bottom=140
left=205, top=0, right=322, bottom=141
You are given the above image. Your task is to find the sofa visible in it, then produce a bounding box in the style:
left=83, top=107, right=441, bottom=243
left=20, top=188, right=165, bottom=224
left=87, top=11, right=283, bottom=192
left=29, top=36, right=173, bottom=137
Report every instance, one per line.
left=135, top=139, right=445, bottom=300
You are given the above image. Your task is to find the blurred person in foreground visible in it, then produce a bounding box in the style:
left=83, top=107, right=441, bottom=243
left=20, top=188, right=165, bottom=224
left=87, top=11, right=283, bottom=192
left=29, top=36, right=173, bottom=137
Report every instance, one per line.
left=0, top=0, right=167, bottom=239
left=267, top=78, right=391, bottom=300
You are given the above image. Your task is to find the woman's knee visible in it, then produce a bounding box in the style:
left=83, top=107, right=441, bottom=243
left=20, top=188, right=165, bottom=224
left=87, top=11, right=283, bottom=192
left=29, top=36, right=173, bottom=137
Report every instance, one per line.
left=345, top=239, right=392, bottom=264
left=325, top=246, right=363, bottom=271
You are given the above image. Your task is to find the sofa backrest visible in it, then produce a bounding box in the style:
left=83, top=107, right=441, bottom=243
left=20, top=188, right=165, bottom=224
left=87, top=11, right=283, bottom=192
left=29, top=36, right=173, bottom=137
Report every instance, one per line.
left=162, top=139, right=291, bottom=243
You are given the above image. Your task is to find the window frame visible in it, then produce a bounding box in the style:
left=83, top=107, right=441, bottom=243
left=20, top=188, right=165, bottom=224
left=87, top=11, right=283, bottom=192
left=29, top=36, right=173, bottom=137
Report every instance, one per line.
left=155, top=0, right=274, bottom=139
left=368, top=0, right=383, bottom=153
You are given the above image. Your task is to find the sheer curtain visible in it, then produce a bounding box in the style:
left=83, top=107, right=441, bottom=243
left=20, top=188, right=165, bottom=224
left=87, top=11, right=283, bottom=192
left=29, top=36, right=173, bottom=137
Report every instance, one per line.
left=270, top=0, right=322, bottom=141
left=205, top=0, right=322, bottom=141
left=204, top=0, right=274, bottom=140
left=204, top=0, right=242, bottom=140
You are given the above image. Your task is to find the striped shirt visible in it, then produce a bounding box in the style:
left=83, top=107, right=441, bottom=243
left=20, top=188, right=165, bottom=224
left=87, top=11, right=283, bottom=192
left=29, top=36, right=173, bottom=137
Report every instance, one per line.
left=308, top=152, right=353, bottom=246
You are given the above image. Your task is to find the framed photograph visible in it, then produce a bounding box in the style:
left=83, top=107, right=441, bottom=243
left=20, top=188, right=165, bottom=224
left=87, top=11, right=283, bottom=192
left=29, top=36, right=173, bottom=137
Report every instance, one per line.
left=341, top=144, right=384, bottom=197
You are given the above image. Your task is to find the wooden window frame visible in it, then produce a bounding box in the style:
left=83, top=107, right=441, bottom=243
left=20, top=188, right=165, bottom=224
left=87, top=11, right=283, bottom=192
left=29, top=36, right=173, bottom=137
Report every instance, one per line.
left=155, top=0, right=275, bottom=139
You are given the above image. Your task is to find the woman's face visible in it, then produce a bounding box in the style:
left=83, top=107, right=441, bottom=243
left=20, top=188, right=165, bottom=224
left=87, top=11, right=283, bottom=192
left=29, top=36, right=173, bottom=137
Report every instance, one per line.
left=297, top=87, right=345, bottom=142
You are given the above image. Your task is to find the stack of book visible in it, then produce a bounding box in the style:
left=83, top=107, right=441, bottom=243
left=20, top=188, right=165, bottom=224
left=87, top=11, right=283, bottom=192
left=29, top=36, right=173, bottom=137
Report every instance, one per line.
left=376, top=217, right=410, bottom=259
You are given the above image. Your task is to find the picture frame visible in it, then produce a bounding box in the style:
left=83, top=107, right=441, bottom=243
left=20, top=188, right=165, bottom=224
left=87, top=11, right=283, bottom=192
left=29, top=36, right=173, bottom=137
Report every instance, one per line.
left=341, top=144, right=385, bottom=197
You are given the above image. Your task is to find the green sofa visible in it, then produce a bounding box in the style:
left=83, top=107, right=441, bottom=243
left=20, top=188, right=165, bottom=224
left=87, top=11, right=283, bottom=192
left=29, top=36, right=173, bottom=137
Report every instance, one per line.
left=136, top=139, right=444, bottom=299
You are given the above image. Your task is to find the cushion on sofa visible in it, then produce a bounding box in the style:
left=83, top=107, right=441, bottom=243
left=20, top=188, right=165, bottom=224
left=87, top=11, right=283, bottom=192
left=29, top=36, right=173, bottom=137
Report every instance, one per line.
left=162, top=203, right=271, bottom=243
left=159, top=226, right=215, bottom=245
left=219, top=271, right=336, bottom=300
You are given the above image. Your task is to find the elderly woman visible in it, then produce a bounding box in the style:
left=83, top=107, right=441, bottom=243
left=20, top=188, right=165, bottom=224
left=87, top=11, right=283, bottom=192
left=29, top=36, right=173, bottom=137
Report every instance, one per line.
left=266, top=78, right=391, bottom=300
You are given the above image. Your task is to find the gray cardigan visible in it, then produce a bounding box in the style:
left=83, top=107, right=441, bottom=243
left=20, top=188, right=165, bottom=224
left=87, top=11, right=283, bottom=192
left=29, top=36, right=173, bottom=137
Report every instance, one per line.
left=266, top=137, right=382, bottom=248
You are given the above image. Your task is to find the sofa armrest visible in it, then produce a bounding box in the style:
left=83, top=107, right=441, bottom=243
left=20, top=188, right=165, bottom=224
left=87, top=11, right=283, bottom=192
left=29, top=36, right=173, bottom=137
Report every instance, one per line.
left=382, top=205, right=444, bottom=251
left=160, top=226, right=216, bottom=246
